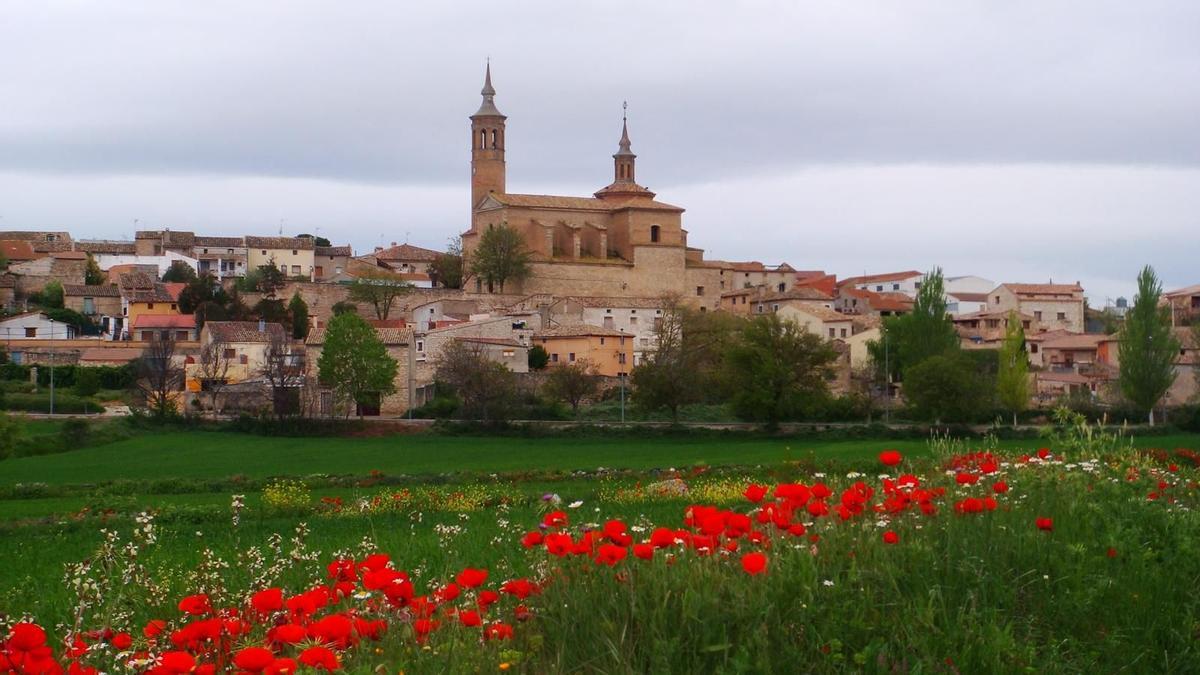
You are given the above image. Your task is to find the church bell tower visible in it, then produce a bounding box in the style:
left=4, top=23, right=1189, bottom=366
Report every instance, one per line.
left=470, top=62, right=506, bottom=211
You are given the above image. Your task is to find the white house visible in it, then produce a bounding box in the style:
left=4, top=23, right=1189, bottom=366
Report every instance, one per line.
left=94, top=251, right=200, bottom=278
left=839, top=271, right=924, bottom=298
left=0, top=312, right=77, bottom=341
left=944, top=275, right=994, bottom=316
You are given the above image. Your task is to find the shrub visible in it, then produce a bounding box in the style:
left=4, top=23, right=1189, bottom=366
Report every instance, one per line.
left=2, top=393, right=102, bottom=414
left=0, top=414, right=26, bottom=460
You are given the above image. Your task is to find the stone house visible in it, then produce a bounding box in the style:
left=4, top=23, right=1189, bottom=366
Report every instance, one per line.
left=367, top=243, right=442, bottom=276
left=533, top=324, right=633, bottom=377
left=773, top=304, right=855, bottom=341
left=751, top=288, right=836, bottom=315
left=193, top=236, right=247, bottom=279
left=8, top=252, right=87, bottom=295
left=839, top=270, right=924, bottom=297
left=1163, top=284, right=1200, bottom=327
left=986, top=283, right=1086, bottom=334
left=246, top=236, right=316, bottom=279
left=64, top=284, right=123, bottom=322
left=132, top=314, right=198, bottom=342
left=314, top=245, right=351, bottom=281
left=415, top=314, right=539, bottom=379
left=0, top=312, right=76, bottom=340
left=547, top=296, right=665, bottom=367
left=835, top=287, right=914, bottom=317
left=118, top=272, right=183, bottom=341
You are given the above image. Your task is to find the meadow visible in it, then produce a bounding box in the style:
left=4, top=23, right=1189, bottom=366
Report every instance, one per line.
left=2, top=423, right=1199, bottom=673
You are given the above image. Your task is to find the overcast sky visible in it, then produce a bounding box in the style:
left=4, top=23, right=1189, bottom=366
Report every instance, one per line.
left=2, top=1, right=1197, bottom=302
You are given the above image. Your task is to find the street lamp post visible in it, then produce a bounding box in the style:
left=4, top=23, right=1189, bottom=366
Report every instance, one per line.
left=49, top=319, right=55, bottom=416
left=619, top=373, right=626, bottom=423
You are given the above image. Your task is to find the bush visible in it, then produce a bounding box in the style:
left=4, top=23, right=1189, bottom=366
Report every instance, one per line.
left=0, top=414, right=26, bottom=460
left=261, top=479, right=312, bottom=515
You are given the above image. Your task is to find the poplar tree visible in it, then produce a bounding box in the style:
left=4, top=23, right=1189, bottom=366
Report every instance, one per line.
left=996, top=311, right=1030, bottom=425
left=1119, top=265, right=1180, bottom=425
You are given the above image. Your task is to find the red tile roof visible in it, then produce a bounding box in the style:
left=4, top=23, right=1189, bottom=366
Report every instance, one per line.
left=839, top=270, right=922, bottom=287
left=133, top=314, right=196, bottom=330
left=0, top=240, right=37, bottom=261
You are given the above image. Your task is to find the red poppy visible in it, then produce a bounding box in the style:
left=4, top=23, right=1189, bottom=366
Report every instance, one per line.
left=1106, top=547, right=1118, bottom=558
left=743, top=484, right=768, bottom=503
left=477, top=589, right=500, bottom=608
left=158, top=651, right=196, bottom=674
left=298, top=646, right=339, bottom=671
left=879, top=450, right=903, bottom=466
left=520, top=531, right=544, bottom=548
left=500, top=578, right=538, bottom=599
left=1036, top=517, right=1053, bottom=531
left=456, top=567, right=488, bottom=588
left=484, top=623, right=514, bottom=641
left=1037, top=448, right=1051, bottom=460
left=251, top=587, right=284, bottom=615
left=111, top=632, right=133, bottom=650
left=741, top=552, right=767, bottom=575
left=882, top=530, right=899, bottom=544
left=264, top=658, right=298, bottom=675
left=992, top=481, right=1009, bottom=494
left=177, top=594, right=211, bottom=616
left=541, top=510, right=568, bottom=528
left=234, top=647, right=276, bottom=673
left=458, top=610, right=482, bottom=628
left=143, top=619, right=167, bottom=639
left=268, top=624, right=307, bottom=645
left=435, top=583, right=461, bottom=603
left=7, top=623, right=47, bottom=651
left=955, top=472, right=979, bottom=485
left=596, top=544, right=628, bottom=566
left=632, top=543, right=654, bottom=560
left=650, top=527, right=677, bottom=549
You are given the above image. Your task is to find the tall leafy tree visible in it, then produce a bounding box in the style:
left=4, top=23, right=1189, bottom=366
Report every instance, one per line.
left=84, top=254, right=105, bottom=285
left=904, top=352, right=992, bottom=424
left=317, top=313, right=398, bottom=418
left=725, top=314, right=839, bottom=427
left=469, top=225, right=530, bottom=293
left=429, top=236, right=468, bottom=289
left=133, top=336, right=183, bottom=419
left=435, top=340, right=517, bottom=424
left=996, top=311, right=1031, bottom=425
left=544, top=359, right=601, bottom=416
left=868, top=268, right=959, bottom=380
left=348, top=271, right=414, bottom=320
left=178, top=274, right=228, bottom=315
left=1119, top=265, right=1180, bottom=425
left=288, top=292, right=310, bottom=340
left=161, top=261, right=198, bottom=283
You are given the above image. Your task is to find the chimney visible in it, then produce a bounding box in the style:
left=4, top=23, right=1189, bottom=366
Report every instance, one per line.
left=391, top=242, right=397, bottom=247
left=258, top=318, right=265, bottom=333
left=374, top=246, right=383, bottom=253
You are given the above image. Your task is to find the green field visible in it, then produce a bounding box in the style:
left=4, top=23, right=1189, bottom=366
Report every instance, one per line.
left=2, top=427, right=1199, bottom=672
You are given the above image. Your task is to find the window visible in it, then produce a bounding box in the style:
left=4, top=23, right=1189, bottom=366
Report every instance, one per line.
left=223, top=348, right=236, bottom=359
left=291, top=249, right=297, bottom=255
left=600, top=337, right=605, bottom=345
left=315, top=266, right=324, bottom=277
left=416, top=340, right=424, bottom=351
left=1057, top=312, right=1066, bottom=320
left=778, top=283, right=786, bottom=292
left=603, top=316, right=614, bottom=328
left=618, top=352, right=627, bottom=365
left=1034, top=311, right=1043, bottom=321
left=568, top=352, right=576, bottom=362
left=828, top=328, right=835, bottom=338
left=147, top=303, right=154, bottom=309
left=629, top=316, right=638, bottom=327
left=170, top=304, right=177, bottom=311
left=893, top=284, right=900, bottom=290
left=876, top=285, right=883, bottom=291
left=1030, top=344, right=1039, bottom=354
left=176, top=331, right=188, bottom=340
left=772, top=304, right=779, bottom=312
left=994, top=296, right=1000, bottom=304
left=840, top=328, right=847, bottom=338
left=240, top=354, right=248, bottom=365
left=551, top=353, right=559, bottom=363
left=261, top=250, right=267, bottom=255
left=82, top=297, right=95, bottom=315
left=696, top=286, right=704, bottom=296
left=650, top=225, right=660, bottom=243
left=24, top=327, right=36, bottom=338
left=291, top=265, right=301, bottom=275
left=619, top=337, right=625, bottom=345
left=1023, top=320, right=1031, bottom=328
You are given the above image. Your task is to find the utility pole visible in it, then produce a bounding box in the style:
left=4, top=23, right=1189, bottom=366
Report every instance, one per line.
left=619, top=373, right=626, bottom=423
left=49, top=319, right=55, bottom=416
left=883, top=333, right=889, bottom=426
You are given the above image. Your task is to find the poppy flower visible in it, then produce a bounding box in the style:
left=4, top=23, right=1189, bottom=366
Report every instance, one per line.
left=1037, top=448, right=1051, bottom=459
left=596, top=544, right=628, bottom=566
left=251, top=587, right=284, bottom=615
left=1035, top=517, right=1053, bottom=531
left=992, top=481, right=1008, bottom=494
left=743, top=484, right=768, bottom=503
left=955, top=472, right=979, bottom=485
left=111, top=632, right=133, bottom=650
left=650, top=527, right=677, bottom=548
left=158, top=651, right=196, bottom=674
left=435, top=583, right=461, bottom=603
left=298, top=646, right=339, bottom=671
left=632, top=543, right=654, bottom=560
left=1106, top=547, right=1118, bottom=558
left=882, top=530, right=899, bottom=545
left=478, top=589, right=501, bottom=608
left=484, top=623, right=514, bottom=641
left=879, top=450, right=902, bottom=466
left=265, top=658, right=298, bottom=675
left=500, top=578, right=538, bottom=599
left=458, top=610, right=482, bottom=627
left=234, top=647, right=276, bottom=673
left=541, top=510, right=568, bottom=528
left=7, top=623, right=47, bottom=651
left=741, top=552, right=767, bottom=575
left=520, top=531, right=544, bottom=548
left=177, top=594, right=211, bottom=616
left=456, top=567, right=488, bottom=588
left=268, top=624, right=307, bottom=645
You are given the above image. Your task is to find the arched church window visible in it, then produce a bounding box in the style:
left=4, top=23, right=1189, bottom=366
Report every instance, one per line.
left=650, top=225, right=660, bottom=243
left=491, top=129, right=498, bottom=149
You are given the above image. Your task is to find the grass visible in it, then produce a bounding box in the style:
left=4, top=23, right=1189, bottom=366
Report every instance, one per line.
left=4, top=429, right=1199, bottom=487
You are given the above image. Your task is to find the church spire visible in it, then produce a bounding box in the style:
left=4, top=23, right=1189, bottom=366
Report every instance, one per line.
left=615, top=102, right=634, bottom=157
left=595, top=101, right=654, bottom=200
left=473, top=60, right=504, bottom=118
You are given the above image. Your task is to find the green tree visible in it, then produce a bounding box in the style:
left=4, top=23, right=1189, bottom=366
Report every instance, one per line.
left=253, top=298, right=290, bottom=331
left=73, top=367, right=101, bottom=398
left=544, top=359, right=600, bottom=416
left=469, top=225, right=530, bottom=293
left=435, top=340, right=517, bottom=424
left=178, top=274, right=228, bottom=315
left=996, top=311, right=1031, bottom=425
left=348, top=271, right=414, bottom=320
left=40, top=280, right=65, bottom=309
left=331, top=301, right=358, bottom=316
left=429, top=236, right=468, bottom=289
left=84, top=254, right=105, bottom=285
left=252, top=264, right=287, bottom=297
left=527, top=345, right=549, bottom=370
left=903, top=352, right=992, bottom=424
left=725, top=314, right=839, bottom=427
left=0, top=414, right=26, bottom=460
left=1118, top=265, right=1180, bottom=425
left=161, top=261, right=198, bottom=283
left=868, top=268, right=959, bottom=380
left=317, top=313, right=398, bottom=418
left=288, top=292, right=310, bottom=340
left=631, top=295, right=740, bottom=421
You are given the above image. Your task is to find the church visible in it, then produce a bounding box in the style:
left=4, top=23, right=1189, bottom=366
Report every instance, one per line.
left=460, top=65, right=794, bottom=307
